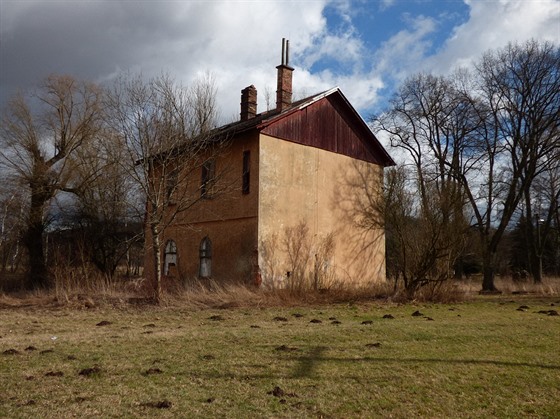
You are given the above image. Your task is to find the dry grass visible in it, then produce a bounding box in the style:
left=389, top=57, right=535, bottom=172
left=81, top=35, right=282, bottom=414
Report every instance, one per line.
left=456, top=275, right=560, bottom=296
left=157, top=279, right=396, bottom=310
left=1, top=295, right=559, bottom=418
left=2, top=273, right=558, bottom=312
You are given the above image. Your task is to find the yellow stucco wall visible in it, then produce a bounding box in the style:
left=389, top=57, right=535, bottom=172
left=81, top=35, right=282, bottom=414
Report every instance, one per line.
left=258, top=134, right=386, bottom=287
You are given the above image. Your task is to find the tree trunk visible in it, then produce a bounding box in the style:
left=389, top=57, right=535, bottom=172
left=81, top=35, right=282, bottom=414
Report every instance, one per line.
left=529, top=250, right=543, bottom=284
left=150, top=223, right=162, bottom=304
left=24, top=222, right=48, bottom=289
left=24, top=188, right=50, bottom=289
left=481, top=250, right=499, bottom=293
left=453, top=257, right=464, bottom=280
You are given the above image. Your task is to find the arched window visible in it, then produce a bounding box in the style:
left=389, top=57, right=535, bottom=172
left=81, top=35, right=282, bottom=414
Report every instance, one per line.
left=199, top=236, right=212, bottom=278
left=164, top=240, right=177, bottom=276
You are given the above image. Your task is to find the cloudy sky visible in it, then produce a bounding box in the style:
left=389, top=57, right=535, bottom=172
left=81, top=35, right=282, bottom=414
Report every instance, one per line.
left=1, top=0, right=559, bottom=123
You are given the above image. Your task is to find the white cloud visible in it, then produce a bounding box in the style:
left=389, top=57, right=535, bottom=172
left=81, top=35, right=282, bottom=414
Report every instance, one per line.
left=379, top=0, right=397, bottom=11
left=358, top=0, right=559, bottom=114
left=425, top=0, right=560, bottom=73
left=372, top=15, right=438, bottom=82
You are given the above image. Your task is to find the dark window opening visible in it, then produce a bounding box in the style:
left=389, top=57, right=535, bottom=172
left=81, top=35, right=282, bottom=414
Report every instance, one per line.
left=199, top=236, right=212, bottom=278
left=201, top=159, right=215, bottom=198
left=242, top=150, right=250, bottom=195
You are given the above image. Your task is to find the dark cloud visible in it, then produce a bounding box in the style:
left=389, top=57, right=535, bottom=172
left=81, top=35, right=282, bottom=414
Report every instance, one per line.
left=1, top=2, right=232, bottom=106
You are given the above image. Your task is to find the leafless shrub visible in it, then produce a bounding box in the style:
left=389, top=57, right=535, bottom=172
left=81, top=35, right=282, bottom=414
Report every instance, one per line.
left=260, top=221, right=339, bottom=293
left=312, top=232, right=336, bottom=291
left=406, top=280, right=468, bottom=303
left=283, top=221, right=312, bottom=291
left=260, top=232, right=280, bottom=290
left=492, top=276, right=560, bottom=296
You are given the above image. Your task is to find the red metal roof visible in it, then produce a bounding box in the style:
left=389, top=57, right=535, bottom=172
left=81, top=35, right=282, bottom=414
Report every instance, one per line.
left=258, top=88, right=395, bottom=166
left=200, top=87, right=395, bottom=167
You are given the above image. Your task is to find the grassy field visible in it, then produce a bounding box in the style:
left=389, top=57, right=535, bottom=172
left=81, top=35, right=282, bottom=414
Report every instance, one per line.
left=1, top=294, right=559, bottom=418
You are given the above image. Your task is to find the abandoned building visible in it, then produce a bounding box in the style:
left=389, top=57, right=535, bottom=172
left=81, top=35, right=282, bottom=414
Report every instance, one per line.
left=145, top=39, right=395, bottom=288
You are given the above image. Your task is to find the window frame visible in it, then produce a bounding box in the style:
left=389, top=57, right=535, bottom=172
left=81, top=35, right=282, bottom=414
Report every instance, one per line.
left=163, top=239, right=178, bottom=276
left=198, top=236, right=212, bottom=278
left=200, top=158, right=216, bottom=199
left=166, top=164, right=178, bottom=203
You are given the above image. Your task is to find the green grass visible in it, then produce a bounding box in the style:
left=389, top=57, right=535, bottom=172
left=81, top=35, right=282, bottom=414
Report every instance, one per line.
left=1, top=296, right=559, bottom=418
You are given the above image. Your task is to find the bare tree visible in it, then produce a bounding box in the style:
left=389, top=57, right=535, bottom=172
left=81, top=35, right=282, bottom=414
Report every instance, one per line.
left=0, top=183, right=26, bottom=273
left=0, top=75, right=104, bottom=288
left=57, top=129, right=143, bottom=278
left=374, top=40, right=560, bottom=292
left=372, top=74, right=469, bottom=295
left=377, top=165, right=465, bottom=296
left=465, top=40, right=559, bottom=290
left=106, top=73, right=224, bottom=302
left=522, top=152, right=560, bottom=281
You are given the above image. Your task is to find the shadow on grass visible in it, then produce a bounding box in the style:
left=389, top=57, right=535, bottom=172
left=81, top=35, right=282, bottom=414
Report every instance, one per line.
left=292, top=346, right=327, bottom=378
left=288, top=348, right=560, bottom=380
left=195, top=347, right=560, bottom=381
left=285, top=352, right=560, bottom=372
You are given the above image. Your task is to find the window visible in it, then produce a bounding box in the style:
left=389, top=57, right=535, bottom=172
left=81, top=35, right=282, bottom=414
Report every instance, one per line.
left=201, top=159, right=215, bottom=198
left=242, top=150, right=250, bottom=195
left=166, top=166, right=178, bottom=201
left=163, top=240, right=177, bottom=276
left=199, top=236, right=212, bottom=278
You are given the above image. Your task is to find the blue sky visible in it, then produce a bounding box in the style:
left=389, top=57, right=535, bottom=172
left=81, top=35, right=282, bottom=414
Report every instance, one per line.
left=1, top=0, right=558, bottom=122
left=322, top=0, right=469, bottom=61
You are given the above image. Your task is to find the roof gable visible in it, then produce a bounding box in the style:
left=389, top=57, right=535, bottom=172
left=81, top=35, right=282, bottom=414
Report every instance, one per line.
left=258, top=88, right=395, bottom=166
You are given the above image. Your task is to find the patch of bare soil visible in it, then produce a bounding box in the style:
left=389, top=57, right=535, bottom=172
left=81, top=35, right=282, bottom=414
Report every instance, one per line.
left=365, top=343, right=382, bottom=348
left=538, top=309, right=558, bottom=316
left=275, top=345, right=299, bottom=352
left=143, top=367, right=163, bottom=375
left=78, top=366, right=102, bottom=376
left=140, top=400, right=172, bottom=409
left=268, top=385, right=299, bottom=404
left=44, top=371, right=64, bottom=377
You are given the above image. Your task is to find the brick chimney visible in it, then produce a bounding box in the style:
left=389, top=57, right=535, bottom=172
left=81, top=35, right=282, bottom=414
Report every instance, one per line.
left=240, top=85, right=257, bottom=121
left=276, top=38, right=294, bottom=111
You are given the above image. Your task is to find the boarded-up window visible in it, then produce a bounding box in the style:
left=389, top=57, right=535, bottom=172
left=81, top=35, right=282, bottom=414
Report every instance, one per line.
left=242, top=150, right=250, bottom=194
left=164, top=240, right=177, bottom=276
left=199, top=236, right=212, bottom=278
